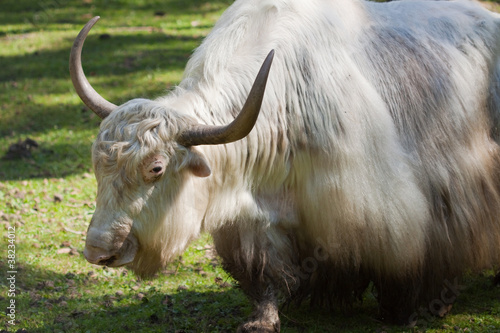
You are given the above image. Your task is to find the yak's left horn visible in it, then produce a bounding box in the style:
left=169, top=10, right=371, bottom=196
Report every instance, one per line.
left=70, top=16, right=117, bottom=119
left=177, top=50, right=275, bottom=147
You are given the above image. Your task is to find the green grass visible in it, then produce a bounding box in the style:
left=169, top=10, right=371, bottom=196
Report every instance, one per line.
left=482, top=0, right=500, bottom=12
left=1, top=0, right=500, bottom=332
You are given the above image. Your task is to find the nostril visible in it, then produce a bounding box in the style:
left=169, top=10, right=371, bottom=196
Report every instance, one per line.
left=84, top=246, right=117, bottom=265
left=98, top=255, right=117, bottom=266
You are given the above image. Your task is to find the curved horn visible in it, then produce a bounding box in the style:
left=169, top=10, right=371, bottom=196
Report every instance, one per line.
left=70, top=16, right=117, bottom=119
left=177, top=50, right=275, bottom=147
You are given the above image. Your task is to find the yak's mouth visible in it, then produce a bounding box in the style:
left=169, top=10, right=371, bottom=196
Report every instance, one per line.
left=84, top=232, right=138, bottom=268
left=83, top=249, right=134, bottom=267
left=99, top=255, right=118, bottom=266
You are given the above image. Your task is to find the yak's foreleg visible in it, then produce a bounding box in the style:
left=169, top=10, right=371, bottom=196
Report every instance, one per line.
left=212, top=224, right=293, bottom=333
left=237, top=287, right=280, bottom=333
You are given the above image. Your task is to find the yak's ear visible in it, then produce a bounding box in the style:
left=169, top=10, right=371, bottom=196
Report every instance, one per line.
left=186, top=148, right=211, bottom=178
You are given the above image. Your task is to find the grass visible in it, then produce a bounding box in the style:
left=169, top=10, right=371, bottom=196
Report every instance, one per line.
left=482, top=0, right=500, bottom=12
left=1, top=0, right=500, bottom=332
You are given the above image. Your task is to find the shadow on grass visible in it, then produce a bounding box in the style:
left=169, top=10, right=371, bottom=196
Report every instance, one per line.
left=3, top=255, right=500, bottom=332
left=0, top=140, right=94, bottom=181
left=0, top=99, right=101, bottom=181
left=0, top=259, right=249, bottom=332
left=0, top=0, right=233, bottom=30
left=0, top=0, right=213, bottom=144
left=0, top=31, right=200, bottom=180
left=0, top=31, right=200, bottom=133
left=0, top=32, right=200, bottom=83
left=31, top=288, right=250, bottom=333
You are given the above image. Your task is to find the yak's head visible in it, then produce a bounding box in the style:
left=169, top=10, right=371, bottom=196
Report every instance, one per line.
left=70, top=17, right=273, bottom=277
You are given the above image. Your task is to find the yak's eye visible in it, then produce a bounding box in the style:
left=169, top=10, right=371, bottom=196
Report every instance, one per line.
left=151, top=166, right=163, bottom=174
left=142, top=155, right=167, bottom=183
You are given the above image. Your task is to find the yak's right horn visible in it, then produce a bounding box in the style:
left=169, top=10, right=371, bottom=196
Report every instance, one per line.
left=177, top=50, right=275, bottom=147
left=70, top=16, right=117, bottom=119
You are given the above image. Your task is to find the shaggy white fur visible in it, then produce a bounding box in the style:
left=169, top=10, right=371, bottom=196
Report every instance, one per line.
left=84, top=0, right=500, bottom=327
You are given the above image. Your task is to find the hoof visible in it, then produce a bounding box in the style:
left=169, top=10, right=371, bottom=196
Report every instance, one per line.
left=434, top=303, right=453, bottom=318
left=237, top=320, right=280, bottom=333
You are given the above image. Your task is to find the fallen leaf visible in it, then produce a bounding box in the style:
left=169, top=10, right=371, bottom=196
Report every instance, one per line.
left=177, top=285, right=188, bottom=291
left=53, top=194, right=63, bottom=203
left=57, top=247, right=71, bottom=254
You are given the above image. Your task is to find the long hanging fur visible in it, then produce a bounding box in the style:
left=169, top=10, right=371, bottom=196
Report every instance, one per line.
left=87, top=0, right=500, bottom=325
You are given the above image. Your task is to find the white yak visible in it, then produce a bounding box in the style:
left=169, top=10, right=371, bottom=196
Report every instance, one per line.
left=70, top=0, right=500, bottom=330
